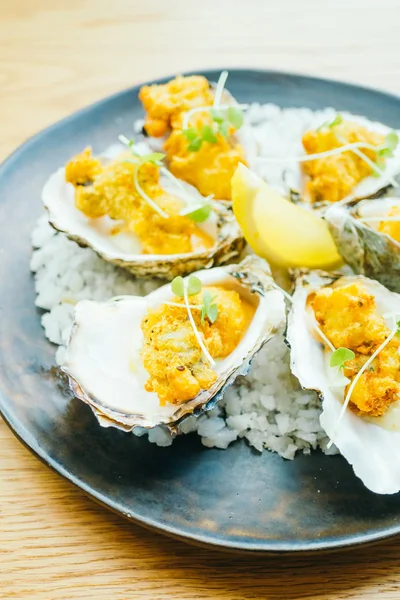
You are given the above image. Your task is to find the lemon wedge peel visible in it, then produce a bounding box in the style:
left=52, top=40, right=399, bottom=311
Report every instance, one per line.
left=231, top=164, right=342, bottom=270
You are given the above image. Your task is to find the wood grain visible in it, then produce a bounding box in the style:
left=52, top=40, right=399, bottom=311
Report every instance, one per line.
left=1, top=0, right=400, bottom=597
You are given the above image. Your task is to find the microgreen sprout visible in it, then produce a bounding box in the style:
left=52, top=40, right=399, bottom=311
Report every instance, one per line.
left=201, top=124, right=218, bottom=144
left=213, top=70, right=229, bottom=107
left=217, top=120, right=230, bottom=140
left=118, top=135, right=169, bottom=218
left=180, top=202, right=213, bottom=223
left=210, top=108, right=224, bottom=123
left=330, top=347, right=355, bottom=370
left=201, top=290, right=219, bottom=325
left=181, top=71, right=249, bottom=151
left=170, top=276, right=219, bottom=366
left=227, top=106, right=244, bottom=129
left=333, top=130, right=395, bottom=186
left=327, top=318, right=400, bottom=448
left=378, top=131, right=399, bottom=158
left=171, top=276, right=218, bottom=318
left=369, top=132, right=400, bottom=178
left=187, top=275, right=202, bottom=296
left=118, top=134, right=135, bottom=148
left=182, top=117, right=232, bottom=150
left=119, top=135, right=165, bottom=166
left=119, top=134, right=213, bottom=222
left=183, top=128, right=203, bottom=151
left=255, top=142, right=391, bottom=164
left=255, top=133, right=399, bottom=167
left=255, top=123, right=399, bottom=190
left=317, top=113, right=343, bottom=132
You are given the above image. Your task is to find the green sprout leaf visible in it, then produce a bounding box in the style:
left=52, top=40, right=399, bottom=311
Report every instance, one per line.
left=118, top=134, right=135, bottom=148
left=386, top=131, right=399, bottom=152
left=137, top=152, right=165, bottom=165
left=119, top=135, right=165, bottom=165
left=378, top=131, right=399, bottom=159
left=330, top=347, right=355, bottom=370
left=185, top=203, right=212, bottom=223
left=378, top=147, right=394, bottom=158
left=187, top=275, right=202, bottom=296
left=183, top=128, right=203, bottom=151
left=210, top=108, right=224, bottom=124
left=188, top=138, right=203, bottom=152
left=201, top=124, right=218, bottom=144
left=200, top=290, right=219, bottom=325
left=372, top=155, right=387, bottom=176
left=171, top=276, right=184, bottom=298
left=227, top=106, right=244, bottom=129
left=183, top=128, right=200, bottom=142
left=330, top=114, right=343, bottom=128
left=396, top=320, right=400, bottom=339
left=218, top=122, right=230, bottom=139
left=207, top=303, right=218, bottom=323
left=317, top=114, right=343, bottom=132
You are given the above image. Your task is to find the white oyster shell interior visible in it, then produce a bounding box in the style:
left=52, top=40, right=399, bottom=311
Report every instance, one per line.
left=288, top=272, right=400, bottom=494
left=42, top=143, right=220, bottom=262
left=63, top=264, right=286, bottom=429
left=356, top=197, right=400, bottom=239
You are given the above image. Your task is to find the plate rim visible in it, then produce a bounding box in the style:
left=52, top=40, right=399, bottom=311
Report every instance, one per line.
left=1, top=67, right=400, bottom=553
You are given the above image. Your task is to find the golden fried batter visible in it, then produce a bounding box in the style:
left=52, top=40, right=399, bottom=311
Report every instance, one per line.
left=65, top=147, right=102, bottom=185
left=139, top=75, right=214, bottom=137
left=310, top=282, right=400, bottom=416
left=141, top=286, right=254, bottom=405
left=65, top=148, right=213, bottom=255
left=139, top=74, right=248, bottom=200
left=165, top=129, right=247, bottom=199
left=302, top=121, right=384, bottom=203
left=378, top=206, right=400, bottom=242
left=310, top=283, right=388, bottom=354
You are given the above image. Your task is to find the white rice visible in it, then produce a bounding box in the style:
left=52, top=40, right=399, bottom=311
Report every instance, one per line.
left=31, top=103, right=340, bottom=458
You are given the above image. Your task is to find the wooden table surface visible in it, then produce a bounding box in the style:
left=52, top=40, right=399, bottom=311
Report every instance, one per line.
left=1, top=1, right=400, bottom=598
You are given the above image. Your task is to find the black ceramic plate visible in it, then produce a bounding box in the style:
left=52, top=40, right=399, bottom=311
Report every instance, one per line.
left=1, top=69, right=400, bottom=554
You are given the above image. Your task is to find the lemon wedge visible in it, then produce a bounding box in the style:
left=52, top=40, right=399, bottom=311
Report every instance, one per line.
left=231, top=164, right=342, bottom=269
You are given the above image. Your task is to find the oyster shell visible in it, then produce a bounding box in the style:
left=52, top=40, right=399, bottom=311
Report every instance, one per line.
left=287, top=269, right=400, bottom=494
left=42, top=146, right=245, bottom=280
left=253, top=111, right=400, bottom=206
left=62, top=256, right=286, bottom=433
left=325, top=197, right=400, bottom=292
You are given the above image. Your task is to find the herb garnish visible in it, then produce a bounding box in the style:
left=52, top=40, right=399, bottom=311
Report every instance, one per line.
left=327, top=118, right=398, bottom=183
left=171, top=276, right=219, bottom=324
left=180, top=202, right=213, bottom=223
left=200, top=290, right=219, bottom=325
left=118, top=135, right=213, bottom=222
left=378, top=132, right=399, bottom=158
left=182, top=107, right=241, bottom=151
left=227, top=106, right=244, bottom=129
left=317, top=113, right=343, bottom=132
left=171, top=275, right=202, bottom=297
left=327, top=317, right=400, bottom=448
left=181, top=71, right=248, bottom=152
left=255, top=119, right=399, bottom=191
left=329, top=347, right=355, bottom=370
left=170, top=275, right=219, bottom=365
left=370, top=132, right=400, bottom=177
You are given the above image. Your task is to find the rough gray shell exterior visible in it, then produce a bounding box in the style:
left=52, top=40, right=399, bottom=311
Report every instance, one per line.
left=325, top=203, right=400, bottom=293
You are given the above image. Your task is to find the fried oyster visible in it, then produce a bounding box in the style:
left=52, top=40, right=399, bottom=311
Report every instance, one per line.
left=139, top=74, right=248, bottom=200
